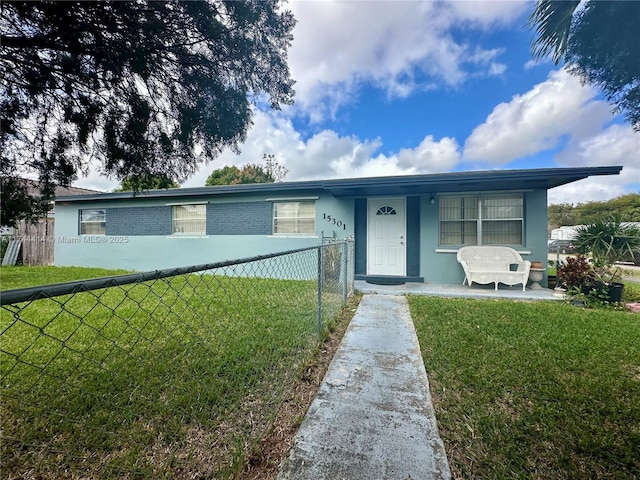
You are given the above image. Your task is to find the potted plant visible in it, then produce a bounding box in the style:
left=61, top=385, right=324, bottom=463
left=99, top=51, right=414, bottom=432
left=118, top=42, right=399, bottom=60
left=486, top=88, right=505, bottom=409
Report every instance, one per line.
left=573, top=217, right=640, bottom=303
left=557, top=255, right=594, bottom=292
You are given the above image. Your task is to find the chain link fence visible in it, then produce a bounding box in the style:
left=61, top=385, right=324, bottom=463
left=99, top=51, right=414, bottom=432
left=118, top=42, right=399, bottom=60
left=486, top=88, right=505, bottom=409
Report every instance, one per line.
left=1, top=240, right=354, bottom=479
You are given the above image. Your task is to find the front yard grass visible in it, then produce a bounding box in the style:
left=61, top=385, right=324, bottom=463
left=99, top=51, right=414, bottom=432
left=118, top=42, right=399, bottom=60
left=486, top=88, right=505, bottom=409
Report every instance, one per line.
left=0, top=265, right=131, bottom=289
left=409, top=297, right=640, bottom=479
left=1, top=266, right=347, bottom=479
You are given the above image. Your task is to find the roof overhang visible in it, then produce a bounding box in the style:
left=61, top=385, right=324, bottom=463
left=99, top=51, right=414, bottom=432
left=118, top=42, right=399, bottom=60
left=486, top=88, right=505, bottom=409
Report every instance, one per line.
left=56, top=166, right=623, bottom=202
left=321, top=166, right=624, bottom=197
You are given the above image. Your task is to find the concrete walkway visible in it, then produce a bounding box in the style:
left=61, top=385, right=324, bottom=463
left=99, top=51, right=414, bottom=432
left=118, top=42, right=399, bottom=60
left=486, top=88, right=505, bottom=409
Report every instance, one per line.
left=277, top=294, right=451, bottom=480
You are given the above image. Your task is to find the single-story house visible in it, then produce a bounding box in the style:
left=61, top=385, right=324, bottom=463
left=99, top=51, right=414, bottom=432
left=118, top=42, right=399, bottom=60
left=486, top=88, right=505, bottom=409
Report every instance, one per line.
left=54, top=166, right=622, bottom=286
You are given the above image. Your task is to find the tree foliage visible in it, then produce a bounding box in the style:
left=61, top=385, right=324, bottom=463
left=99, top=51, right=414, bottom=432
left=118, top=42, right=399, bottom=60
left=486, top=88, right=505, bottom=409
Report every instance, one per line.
left=548, top=193, right=640, bottom=228
left=547, top=202, right=577, bottom=229
left=0, top=177, right=50, bottom=227
left=114, top=175, right=179, bottom=192
left=1, top=0, right=296, bottom=224
left=263, top=153, right=288, bottom=183
left=205, top=164, right=275, bottom=186
left=529, top=1, right=640, bottom=131
left=205, top=155, right=288, bottom=186
left=573, top=216, right=640, bottom=282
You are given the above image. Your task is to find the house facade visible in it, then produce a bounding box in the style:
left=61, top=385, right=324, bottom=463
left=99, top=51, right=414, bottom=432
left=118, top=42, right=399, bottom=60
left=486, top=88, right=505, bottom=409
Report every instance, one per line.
left=54, top=166, right=622, bottom=286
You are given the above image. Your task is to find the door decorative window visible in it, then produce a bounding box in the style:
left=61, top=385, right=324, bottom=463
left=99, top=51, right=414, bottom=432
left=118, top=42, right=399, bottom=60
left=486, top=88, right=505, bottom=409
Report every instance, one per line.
left=376, top=206, right=397, bottom=215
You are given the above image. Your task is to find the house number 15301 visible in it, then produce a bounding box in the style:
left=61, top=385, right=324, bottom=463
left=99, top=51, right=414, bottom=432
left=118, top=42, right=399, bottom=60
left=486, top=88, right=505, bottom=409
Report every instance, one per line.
left=323, top=213, right=347, bottom=230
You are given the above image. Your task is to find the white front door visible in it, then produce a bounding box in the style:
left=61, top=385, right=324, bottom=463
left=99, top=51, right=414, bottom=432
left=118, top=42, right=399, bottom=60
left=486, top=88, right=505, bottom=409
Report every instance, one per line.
left=367, top=198, right=406, bottom=276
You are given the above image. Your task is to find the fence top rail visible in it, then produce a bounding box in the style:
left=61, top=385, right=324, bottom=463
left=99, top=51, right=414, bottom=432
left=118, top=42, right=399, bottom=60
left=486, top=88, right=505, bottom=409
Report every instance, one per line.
left=0, top=242, right=349, bottom=306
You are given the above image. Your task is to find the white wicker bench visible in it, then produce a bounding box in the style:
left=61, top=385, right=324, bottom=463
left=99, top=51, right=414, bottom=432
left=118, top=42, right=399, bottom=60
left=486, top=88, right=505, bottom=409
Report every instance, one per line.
left=456, top=246, right=531, bottom=291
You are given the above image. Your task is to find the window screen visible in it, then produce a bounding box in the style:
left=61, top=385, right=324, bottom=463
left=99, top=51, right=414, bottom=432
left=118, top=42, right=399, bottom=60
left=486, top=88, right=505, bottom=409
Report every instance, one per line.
left=172, top=204, right=206, bottom=234
left=79, top=209, right=106, bottom=235
left=273, top=202, right=316, bottom=234
left=439, top=194, right=523, bottom=246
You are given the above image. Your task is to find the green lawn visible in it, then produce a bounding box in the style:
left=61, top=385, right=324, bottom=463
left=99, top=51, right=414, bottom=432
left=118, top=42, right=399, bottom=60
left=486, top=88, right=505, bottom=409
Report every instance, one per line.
left=409, top=297, right=640, bottom=479
left=1, top=265, right=342, bottom=479
left=0, top=265, right=132, bottom=289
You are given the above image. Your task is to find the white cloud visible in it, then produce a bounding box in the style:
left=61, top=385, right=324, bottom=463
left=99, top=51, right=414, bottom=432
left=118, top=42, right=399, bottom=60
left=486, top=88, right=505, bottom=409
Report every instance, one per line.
left=460, top=69, right=639, bottom=203
left=73, top=161, right=119, bottom=192
left=396, top=135, right=460, bottom=172
left=488, top=62, right=507, bottom=76
left=463, top=70, right=612, bottom=164
left=548, top=175, right=635, bottom=205
left=445, top=0, right=529, bottom=27
left=555, top=123, right=640, bottom=168
left=523, top=59, right=539, bottom=70
left=177, top=110, right=462, bottom=187
left=549, top=123, right=640, bottom=204
left=287, top=0, right=526, bottom=121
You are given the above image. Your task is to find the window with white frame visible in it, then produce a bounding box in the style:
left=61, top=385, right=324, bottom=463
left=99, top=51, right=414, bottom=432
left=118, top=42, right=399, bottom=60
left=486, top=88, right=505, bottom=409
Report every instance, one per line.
left=439, top=194, right=523, bottom=246
left=172, top=204, right=206, bottom=234
left=273, top=201, right=316, bottom=234
left=79, top=209, right=106, bottom=235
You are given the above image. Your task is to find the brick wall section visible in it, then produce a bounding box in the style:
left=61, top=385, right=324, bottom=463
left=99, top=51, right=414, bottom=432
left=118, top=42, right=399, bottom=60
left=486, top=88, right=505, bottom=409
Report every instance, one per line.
left=106, top=206, right=172, bottom=236
left=207, top=201, right=272, bottom=235
left=105, top=202, right=273, bottom=236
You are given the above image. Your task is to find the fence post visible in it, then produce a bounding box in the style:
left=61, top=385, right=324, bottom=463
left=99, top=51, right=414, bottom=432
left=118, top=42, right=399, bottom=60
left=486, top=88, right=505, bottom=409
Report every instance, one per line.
left=317, top=245, right=323, bottom=336
left=341, top=241, right=348, bottom=304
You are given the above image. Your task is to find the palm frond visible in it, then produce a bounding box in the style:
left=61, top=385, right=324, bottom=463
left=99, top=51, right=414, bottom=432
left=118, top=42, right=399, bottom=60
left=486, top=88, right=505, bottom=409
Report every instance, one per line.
left=528, top=0, right=581, bottom=64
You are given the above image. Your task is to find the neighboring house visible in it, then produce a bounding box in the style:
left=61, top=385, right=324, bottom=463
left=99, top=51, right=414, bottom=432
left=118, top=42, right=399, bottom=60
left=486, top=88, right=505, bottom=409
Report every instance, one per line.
left=2, top=179, right=100, bottom=265
left=551, top=222, right=640, bottom=240
left=54, top=166, right=622, bottom=286
left=550, top=225, right=581, bottom=240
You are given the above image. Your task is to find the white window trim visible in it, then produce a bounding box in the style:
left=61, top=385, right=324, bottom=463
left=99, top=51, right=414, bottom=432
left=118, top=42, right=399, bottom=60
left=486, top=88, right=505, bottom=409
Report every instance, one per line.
left=165, top=201, right=208, bottom=206
left=265, top=196, right=319, bottom=202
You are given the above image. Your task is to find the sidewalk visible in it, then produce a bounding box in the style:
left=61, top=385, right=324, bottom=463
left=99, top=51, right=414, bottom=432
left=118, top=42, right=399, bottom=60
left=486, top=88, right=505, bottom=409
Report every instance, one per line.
left=276, top=294, right=451, bottom=480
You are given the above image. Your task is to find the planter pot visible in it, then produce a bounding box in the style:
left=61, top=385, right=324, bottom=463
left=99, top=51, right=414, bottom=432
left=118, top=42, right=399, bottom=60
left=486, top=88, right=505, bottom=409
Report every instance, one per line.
left=547, top=275, right=557, bottom=289
left=581, top=284, right=596, bottom=295
left=528, top=267, right=545, bottom=289
left=608, top=282, right=625, bottom=302
left=581, top=281, right=625, bottom=303
left=531, top=261, right=544, bottom=269
left=553, top=286, right=566, bottom=298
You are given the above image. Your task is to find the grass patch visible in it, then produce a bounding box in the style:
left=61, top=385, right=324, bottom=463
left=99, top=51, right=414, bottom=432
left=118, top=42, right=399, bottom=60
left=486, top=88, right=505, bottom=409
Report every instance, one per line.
left=409, top=297, right=640, bottom=479
left=0, top=265, right=131, bottom=289
left=623, top=281, right=640, bottom=303
left=1, top=266, right=348, bottom=479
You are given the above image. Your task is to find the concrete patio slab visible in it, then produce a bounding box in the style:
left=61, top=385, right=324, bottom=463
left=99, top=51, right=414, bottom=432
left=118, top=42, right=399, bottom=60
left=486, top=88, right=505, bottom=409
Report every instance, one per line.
left=355, top=280, right=563, bottom=301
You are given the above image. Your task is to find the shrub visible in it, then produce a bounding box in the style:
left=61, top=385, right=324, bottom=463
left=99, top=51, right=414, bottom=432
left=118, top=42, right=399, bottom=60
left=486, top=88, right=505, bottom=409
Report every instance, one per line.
left=574, top=217, right=640, bottom=283
left=557, top=255, right=594, bottom=289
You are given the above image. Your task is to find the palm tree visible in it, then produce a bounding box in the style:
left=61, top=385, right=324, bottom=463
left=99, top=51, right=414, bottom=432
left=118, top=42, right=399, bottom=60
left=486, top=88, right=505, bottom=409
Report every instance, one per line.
left=528, top=0, right=580, bottom=64
left=528, top=1, right=640, bottom=130
left=573, top=216, right=640, bottom=284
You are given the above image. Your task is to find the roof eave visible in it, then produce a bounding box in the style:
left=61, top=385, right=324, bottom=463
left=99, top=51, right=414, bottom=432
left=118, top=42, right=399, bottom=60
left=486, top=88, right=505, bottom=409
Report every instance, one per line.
left=55, top=166, right=623, bottom=203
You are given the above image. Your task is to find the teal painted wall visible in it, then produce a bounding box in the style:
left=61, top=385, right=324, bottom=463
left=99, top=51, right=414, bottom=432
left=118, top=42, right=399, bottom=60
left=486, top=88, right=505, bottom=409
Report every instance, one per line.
left=55, top=191, right=354, bottom=271
left=55, top=187, right=548, bottom=286
left=524, top=189, right=549, bottom=286
left=419, top=190, right=549, bottom=285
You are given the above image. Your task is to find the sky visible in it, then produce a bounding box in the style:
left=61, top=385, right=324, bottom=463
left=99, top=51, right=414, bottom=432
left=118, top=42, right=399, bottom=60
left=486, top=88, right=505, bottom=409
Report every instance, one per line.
left=75, top=0, right=640, bottom=205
